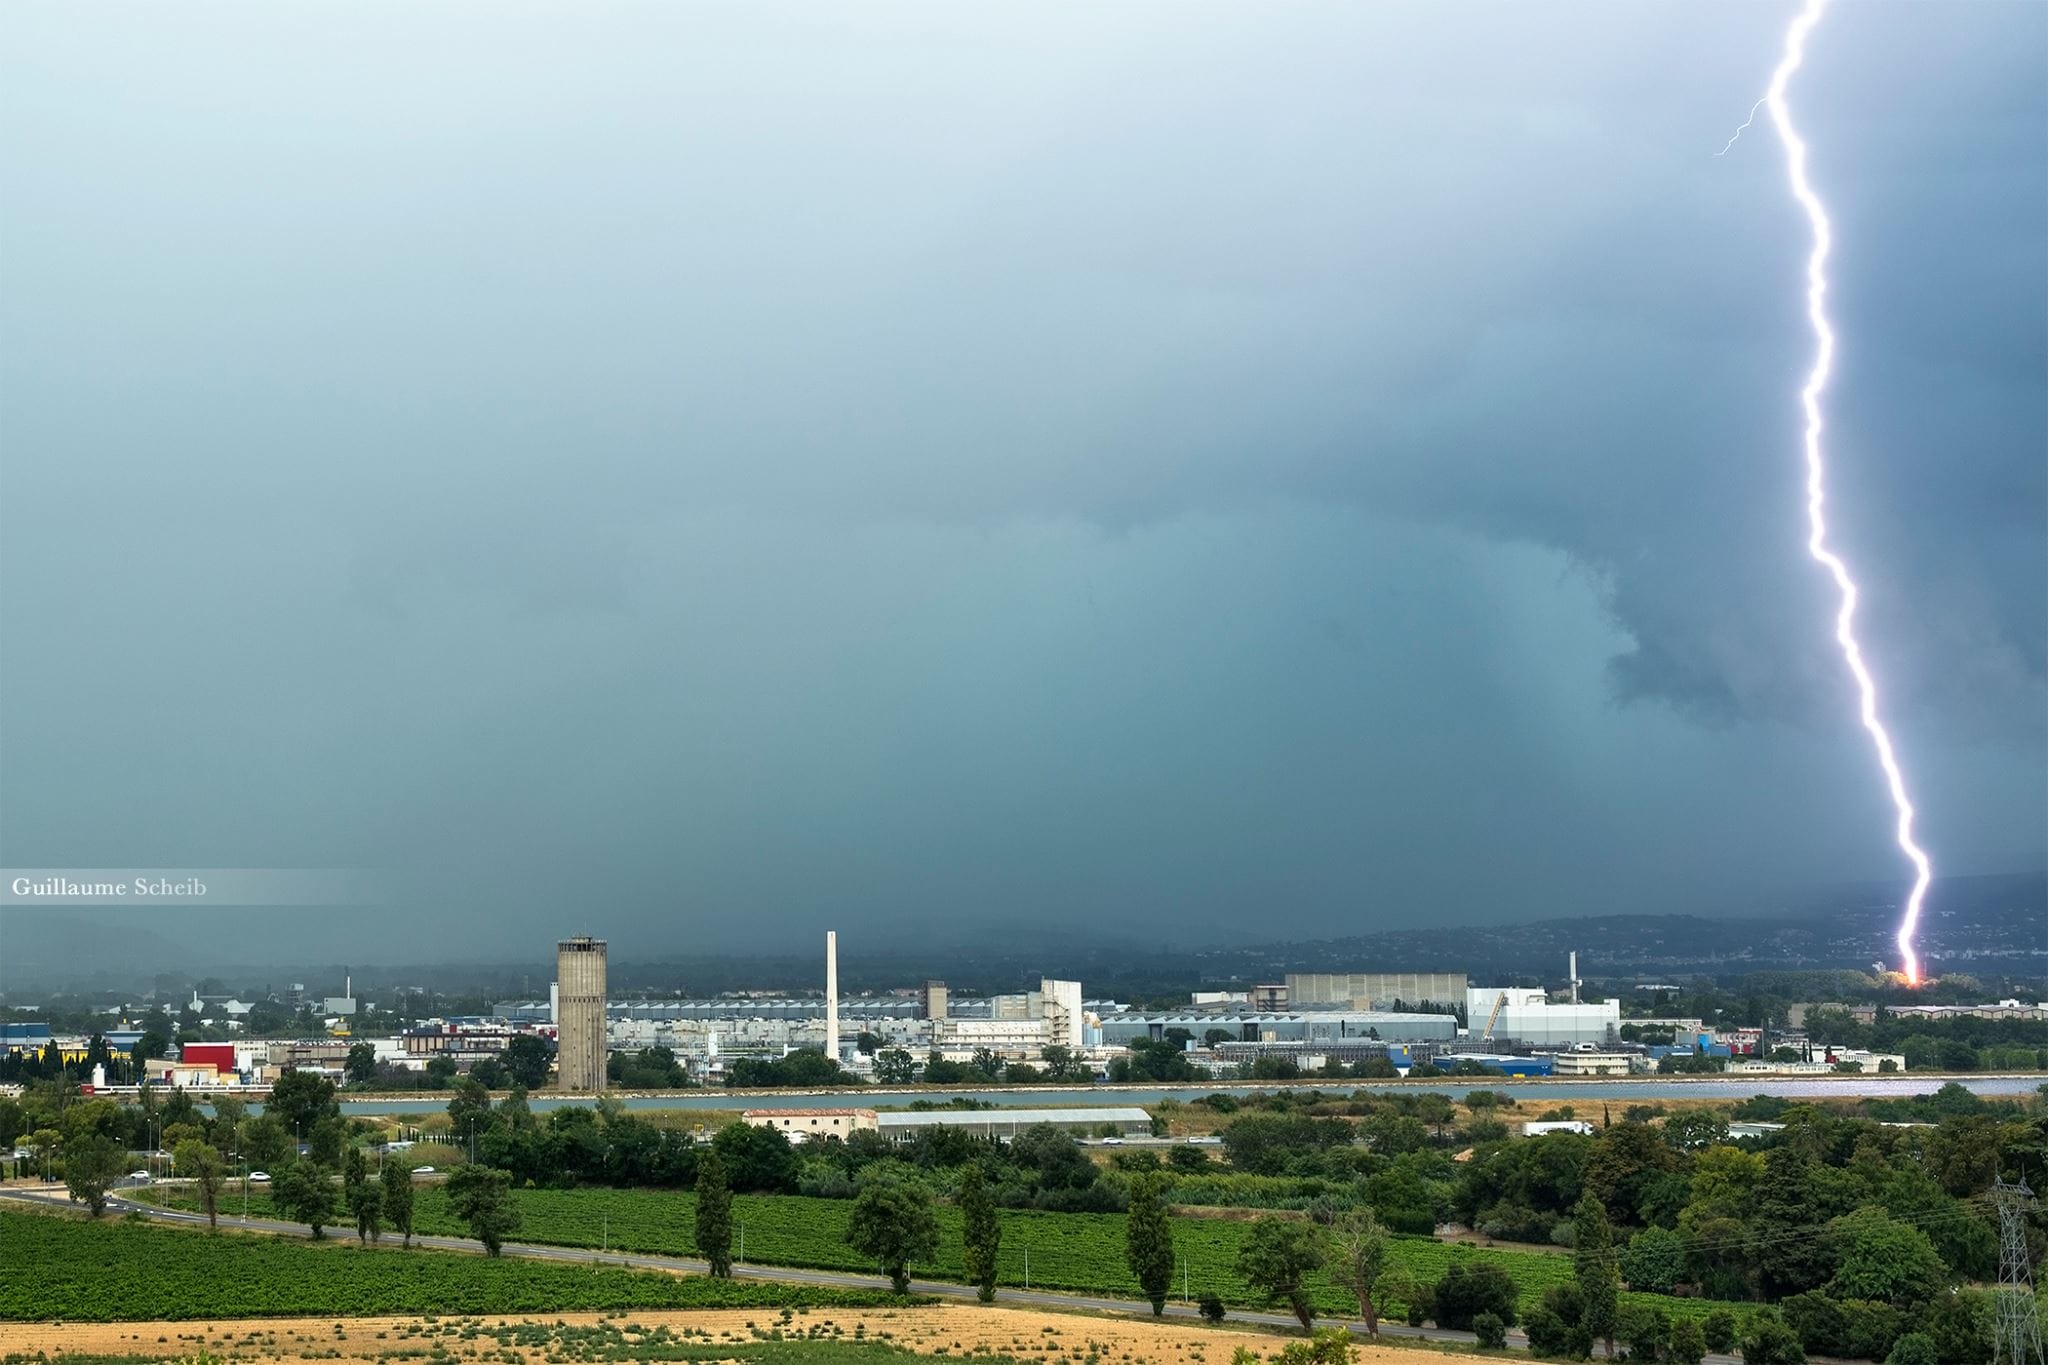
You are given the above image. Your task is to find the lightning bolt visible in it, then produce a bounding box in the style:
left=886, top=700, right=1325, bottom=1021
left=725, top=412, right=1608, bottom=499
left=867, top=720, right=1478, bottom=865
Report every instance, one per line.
left=1762, top=0, right=1934, bottom=985
left=1716, top=98, right=1767, bottom=157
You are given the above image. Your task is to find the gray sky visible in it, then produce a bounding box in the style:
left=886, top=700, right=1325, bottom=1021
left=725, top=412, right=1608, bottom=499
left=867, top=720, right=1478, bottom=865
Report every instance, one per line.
left=2, top=2, right=2042, bottom=965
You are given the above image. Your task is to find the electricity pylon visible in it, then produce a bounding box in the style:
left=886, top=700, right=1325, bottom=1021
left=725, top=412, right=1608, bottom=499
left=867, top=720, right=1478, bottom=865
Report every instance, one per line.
left=1993, top=1178, right=2045, bottom=1365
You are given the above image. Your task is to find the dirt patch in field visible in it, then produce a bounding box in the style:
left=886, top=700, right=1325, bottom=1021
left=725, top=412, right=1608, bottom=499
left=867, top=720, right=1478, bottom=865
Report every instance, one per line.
left=0, top=1306, right=1458, bottom=1365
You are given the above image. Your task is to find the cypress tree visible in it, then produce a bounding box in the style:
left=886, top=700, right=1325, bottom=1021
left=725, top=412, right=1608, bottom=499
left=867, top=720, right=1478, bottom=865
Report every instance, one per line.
left=380, top=1158, right=415, bottom=1247
left=696, top=1145, right=734, bottom=1277
left=959, top=1161, right=1002, bottom=1303
left=1125, top=1173, right=1177, bottom=1316
left=1573, top=1193, right=1620, bottom=1357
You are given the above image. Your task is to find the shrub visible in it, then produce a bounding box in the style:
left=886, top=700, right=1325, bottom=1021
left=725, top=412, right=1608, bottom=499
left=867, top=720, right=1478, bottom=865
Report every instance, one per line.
left=1272, top=1329, right=1355, bottom=1365
left=1620, top=1226, right=1685, bottom=1295
left=1886, top=1333, right=1938, bottom=1365
left=1526, top=1285, right=1593, bottom=1360
left=1432, top=1261, right=1520, bottom=1331
left=1668, top=1318, right=1707, bottom=1365
left=1474, top=1312, right=1508, bottom=1349
left=1781, top=1292, right=1849, bottom=1356
left=1620, top=1302, right=1670, bottom=1362
left=1199, top=1292, right=1227, bottom=1324
left=1741, top=1308, right=1807, bottom=1365
left=1702, top=1308, right=1738, bottom=1355
left=1916, top=1291, right=1992, bottom=1365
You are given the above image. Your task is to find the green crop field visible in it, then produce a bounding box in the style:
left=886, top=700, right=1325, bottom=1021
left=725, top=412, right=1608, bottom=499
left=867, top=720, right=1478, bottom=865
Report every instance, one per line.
left=139, top=1183, right=1721, bottom=1322
left=0, top=1209, right=912, bottom=1322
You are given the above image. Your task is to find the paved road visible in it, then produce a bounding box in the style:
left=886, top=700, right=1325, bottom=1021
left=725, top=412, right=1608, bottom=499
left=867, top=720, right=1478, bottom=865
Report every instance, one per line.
left=1, top=1186, right=1743, bottom=1364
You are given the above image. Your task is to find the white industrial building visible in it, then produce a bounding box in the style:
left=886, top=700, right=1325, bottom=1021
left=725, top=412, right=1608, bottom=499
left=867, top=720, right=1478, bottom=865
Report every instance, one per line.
left=1098, top=1010, right=1457, bottom=1046
left=1465, top=987, right=1620, bottom=1048
left=1287, top=972, right=1468, bottom=1010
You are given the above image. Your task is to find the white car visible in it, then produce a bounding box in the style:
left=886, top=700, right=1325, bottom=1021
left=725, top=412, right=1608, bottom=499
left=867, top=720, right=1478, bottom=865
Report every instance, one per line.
left=127, top=1170, right=151, bottom=1181
left=248, top=1171, right=272, bottom=1182
left=411, top=1165, right=436, bottom=1174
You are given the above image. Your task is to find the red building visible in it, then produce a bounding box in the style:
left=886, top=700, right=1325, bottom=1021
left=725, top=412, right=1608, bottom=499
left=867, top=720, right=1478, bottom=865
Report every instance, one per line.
left=180, top=1043, right=238, bottom=1073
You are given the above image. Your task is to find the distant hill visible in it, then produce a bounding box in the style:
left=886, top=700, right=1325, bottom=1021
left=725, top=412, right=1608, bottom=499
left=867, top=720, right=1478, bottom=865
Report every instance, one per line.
left=4, top=871, right=2039, bottom=1000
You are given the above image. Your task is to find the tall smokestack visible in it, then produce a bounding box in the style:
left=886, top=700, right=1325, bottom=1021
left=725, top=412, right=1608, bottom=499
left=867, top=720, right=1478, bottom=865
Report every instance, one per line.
left=1569, top=951, right=1580, bottom=1005
left=826, top=930, right=839, bottom=1062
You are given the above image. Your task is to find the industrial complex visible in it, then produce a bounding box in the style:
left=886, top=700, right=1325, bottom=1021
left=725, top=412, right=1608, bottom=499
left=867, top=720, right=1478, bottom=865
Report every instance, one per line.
left=0, top=926, right=1929, bottom=1094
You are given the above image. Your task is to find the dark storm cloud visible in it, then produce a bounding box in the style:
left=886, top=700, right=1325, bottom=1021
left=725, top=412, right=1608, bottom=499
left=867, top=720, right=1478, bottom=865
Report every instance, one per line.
left=0, top=2, right=2040, bottom=963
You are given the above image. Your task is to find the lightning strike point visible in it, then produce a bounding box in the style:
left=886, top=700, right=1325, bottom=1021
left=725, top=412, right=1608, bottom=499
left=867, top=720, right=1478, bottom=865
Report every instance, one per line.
left=1762, top=0, right=1934, bottom=986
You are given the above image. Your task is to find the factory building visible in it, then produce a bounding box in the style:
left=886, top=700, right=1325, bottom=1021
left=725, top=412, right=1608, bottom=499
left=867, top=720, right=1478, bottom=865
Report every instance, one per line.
left=1434, top=1052, right=1556, bottom=1077
left=1098, top=1010, right=1457, bottom=1046
left=877, top=1106, right=1152, bottom=1142
left=556, top=936, right=608, bottom=1092
left=1286, top=972, right=1468, bottom=1011
left=742, top=1108, right=878, bottom=1140
left=1465, top=987, right=1620, bottom=1047
left=590, top=998, right=921, bottom=1022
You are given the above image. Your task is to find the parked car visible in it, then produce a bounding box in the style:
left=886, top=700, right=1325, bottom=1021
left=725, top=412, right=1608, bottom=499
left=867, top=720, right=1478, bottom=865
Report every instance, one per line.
left=247, top=1171, right=272, bottom=1182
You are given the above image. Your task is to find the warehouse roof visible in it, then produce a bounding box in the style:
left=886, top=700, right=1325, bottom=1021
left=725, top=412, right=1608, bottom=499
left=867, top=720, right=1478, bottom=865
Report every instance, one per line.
left=876, top=1106, right=1150, bottom=1128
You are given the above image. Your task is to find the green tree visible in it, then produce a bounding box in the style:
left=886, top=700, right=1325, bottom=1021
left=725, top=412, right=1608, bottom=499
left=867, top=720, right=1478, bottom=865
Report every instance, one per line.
left=173, top=1137, right=227, bottom=1230
left=846, top=1176, right=940, bottom=1294
left=1573, top=1193, right=1620, bottom=1356
left=1669, top=1318, right=1707, bottom=1365
left=1475, top=1312, right=1509, bottom=1350
left=307, top=1116, right=345, bottom=1167
left=1433, top=1262, right=1520, bottom=1332
left=379, top=1158, right=415, bottom=1247
left=62, top=1134, right=124, bottom=1217
left=1885, top=1333, right=1937, bottom=1365
left=342, top=1147, right=382, bottom=1243
left=266, top=1069, right=340, bottom=1141
left=344, top=1042, right=376, bottom=1085
left=1125, top=1173, right=1176, bottom=1315
left=1327, top=1208, right=1390, bottom=1335
left=240, top=1114, right=292, bottom=1168
left=503, top=1035, right=554, bottom=1089
left=1741, top=1308, right=1807, bottom=1365
left=446, top=1078, right=494, bottom=1148
left=444, top=1163, right=520, bottom=1255
left=1916, top=1289, right=1992, bottom=1365
left=1620, top=1225, right=1685, bottom=1295
left=1237, top=1216, right=1327, bottom=1334
left=1826, top=1207, right=1947, bottom=1306
left=272, top=1158, right=338, bottom=1239
left=711, top=1121, right=800, bottom=1193
left=1701, top=1309, right=1739, bottom=1356
left=1751, top=1151, right=1840, bottom=1298
left=1525, top=1283, right=1593, bottom=1359
left=695, top=1145, right=734, bottom=1277
left=875, top=1049, right=918, bottom=1084
left=1619, top=1303, right=1670, bottom=1363
left=958, top=1161, right=1001, bottom=1304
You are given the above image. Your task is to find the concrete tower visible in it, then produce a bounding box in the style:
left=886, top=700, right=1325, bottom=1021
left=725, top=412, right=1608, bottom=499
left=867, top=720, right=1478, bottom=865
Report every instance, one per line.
left=555, top=936, right=608, bottom=1091
left=825, top=930, right=839, bottom=1061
